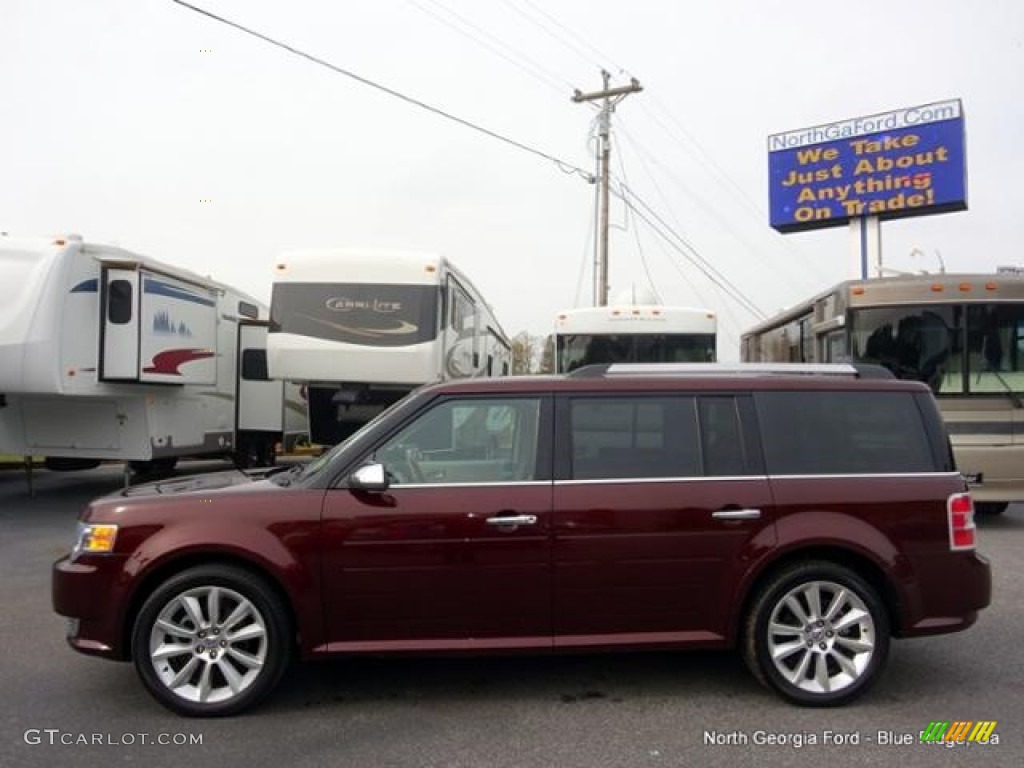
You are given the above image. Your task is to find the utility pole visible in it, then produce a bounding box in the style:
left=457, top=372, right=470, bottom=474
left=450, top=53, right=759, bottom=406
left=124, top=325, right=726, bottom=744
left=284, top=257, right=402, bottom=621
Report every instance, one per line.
left=573, top=70, right=642, bottom=306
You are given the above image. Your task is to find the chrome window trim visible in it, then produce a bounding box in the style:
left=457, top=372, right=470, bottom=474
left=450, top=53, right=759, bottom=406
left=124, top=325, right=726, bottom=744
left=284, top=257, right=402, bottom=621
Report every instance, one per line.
left=383, top=480, right=553, bottom=489
left=385, top=472, right=962, bottom=488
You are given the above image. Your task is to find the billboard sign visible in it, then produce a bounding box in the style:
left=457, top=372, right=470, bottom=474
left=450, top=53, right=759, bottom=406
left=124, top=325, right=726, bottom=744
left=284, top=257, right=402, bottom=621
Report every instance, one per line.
left=768, top=100, right=967, bottom=233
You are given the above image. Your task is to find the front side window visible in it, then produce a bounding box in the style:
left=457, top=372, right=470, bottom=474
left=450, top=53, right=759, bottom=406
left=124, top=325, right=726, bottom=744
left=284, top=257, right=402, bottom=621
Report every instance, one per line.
left=373, top=397, right=541, bottom=485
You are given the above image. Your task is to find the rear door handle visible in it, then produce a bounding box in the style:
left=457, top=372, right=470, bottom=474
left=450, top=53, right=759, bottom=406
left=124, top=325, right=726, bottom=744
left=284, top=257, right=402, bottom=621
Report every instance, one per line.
left=712, top=508, right=761, bottom=521
left=486, top=515, right=538, bottom=526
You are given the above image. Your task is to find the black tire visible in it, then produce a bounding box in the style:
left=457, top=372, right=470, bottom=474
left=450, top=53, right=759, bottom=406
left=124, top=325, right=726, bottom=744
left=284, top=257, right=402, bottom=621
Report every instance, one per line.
left=742, top=561, right=889, bottom=707
left=975, top=502, right=1008, bottom=516
left=131, top=565, right=291, bottom=717
left=234, top=437, right=277, bottom=469
left=128, top=457, right=177, bottom=476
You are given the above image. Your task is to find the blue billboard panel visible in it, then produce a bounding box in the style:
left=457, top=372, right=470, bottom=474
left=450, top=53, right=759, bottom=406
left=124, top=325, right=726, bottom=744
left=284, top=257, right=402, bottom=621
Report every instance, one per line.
left=768, top=100, right=967, bottom=233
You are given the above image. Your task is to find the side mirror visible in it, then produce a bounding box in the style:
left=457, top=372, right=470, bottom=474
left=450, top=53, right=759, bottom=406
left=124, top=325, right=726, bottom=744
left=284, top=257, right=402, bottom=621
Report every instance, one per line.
left=349, top=462, right=390, bottom=492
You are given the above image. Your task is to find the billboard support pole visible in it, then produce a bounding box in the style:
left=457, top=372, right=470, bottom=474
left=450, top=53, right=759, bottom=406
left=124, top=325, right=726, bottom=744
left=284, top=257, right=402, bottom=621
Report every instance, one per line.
left=850, top=215, right=881, bottom=279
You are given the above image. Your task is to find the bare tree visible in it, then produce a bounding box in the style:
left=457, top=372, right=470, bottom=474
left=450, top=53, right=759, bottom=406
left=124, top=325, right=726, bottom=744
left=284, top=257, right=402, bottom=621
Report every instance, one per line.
left=510, top=332, right=536, bottom=375
left=538, top=334, right=555, bottom=374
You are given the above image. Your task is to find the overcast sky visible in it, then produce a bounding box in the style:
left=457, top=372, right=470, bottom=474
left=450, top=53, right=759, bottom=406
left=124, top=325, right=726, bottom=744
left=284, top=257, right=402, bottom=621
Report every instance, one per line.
left=3, top=0, right=1023, bottom=358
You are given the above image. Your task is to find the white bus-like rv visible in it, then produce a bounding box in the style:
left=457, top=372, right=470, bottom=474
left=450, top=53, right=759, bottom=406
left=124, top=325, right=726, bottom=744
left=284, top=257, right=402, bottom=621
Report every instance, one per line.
left=0, top=233, right=304, bottom=473
left=268, top=248, right=511, bottom=445
left=553, top=303, right=718, bottom=373
left=741, top=272, right=1024, bottom=513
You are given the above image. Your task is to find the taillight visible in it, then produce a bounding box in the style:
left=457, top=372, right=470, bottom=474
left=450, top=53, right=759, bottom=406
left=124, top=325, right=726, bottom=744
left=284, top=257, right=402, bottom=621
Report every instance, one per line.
left=948, top=493, right=976, bottom=551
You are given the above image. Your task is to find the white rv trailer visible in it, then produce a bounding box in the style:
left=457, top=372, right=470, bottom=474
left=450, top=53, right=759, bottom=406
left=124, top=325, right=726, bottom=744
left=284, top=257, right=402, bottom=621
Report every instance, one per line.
left=268, top=248, right=511, bottom=445
left=0, top=233, right=304, bottom=473
left=553, top=304, right=718, bottom=373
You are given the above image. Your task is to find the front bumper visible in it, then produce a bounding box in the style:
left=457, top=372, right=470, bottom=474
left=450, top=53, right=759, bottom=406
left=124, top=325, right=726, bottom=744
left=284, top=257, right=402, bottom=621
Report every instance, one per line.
left=52, top=554, right=130, bottom=660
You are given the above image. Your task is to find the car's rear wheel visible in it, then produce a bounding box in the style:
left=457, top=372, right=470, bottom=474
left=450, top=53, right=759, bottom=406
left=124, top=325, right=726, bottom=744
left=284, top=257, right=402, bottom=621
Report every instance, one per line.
left=742, top=561, right=889, bottom=706
left=131, top=565, right=291, bottom=717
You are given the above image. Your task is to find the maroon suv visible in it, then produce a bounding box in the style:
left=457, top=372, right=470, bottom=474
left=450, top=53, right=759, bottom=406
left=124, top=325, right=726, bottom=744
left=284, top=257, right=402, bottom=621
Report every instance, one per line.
left=53, top=363, right=991, bottom=716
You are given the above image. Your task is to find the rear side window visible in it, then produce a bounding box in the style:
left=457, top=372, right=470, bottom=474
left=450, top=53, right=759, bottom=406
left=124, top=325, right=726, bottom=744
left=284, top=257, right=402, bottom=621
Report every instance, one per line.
left=755, top=391, right=936, bottom=475
left=569, top=396, right=701, bottom=479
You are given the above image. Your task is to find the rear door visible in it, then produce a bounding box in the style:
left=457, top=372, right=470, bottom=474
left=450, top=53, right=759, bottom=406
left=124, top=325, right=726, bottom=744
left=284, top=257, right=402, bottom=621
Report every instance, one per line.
left=551, top=392, right=775, bottom=646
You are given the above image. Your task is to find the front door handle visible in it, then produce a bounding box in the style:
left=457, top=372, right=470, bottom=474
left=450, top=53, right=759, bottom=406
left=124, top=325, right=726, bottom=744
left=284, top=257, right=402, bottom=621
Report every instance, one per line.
left=712, top=508, right=761, bottom=521
left=485, top=514, right=538, bottom=526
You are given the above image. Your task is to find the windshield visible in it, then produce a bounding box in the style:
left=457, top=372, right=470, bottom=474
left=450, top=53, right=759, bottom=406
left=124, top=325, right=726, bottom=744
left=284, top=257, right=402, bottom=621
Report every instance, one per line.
left=850, top=303, right=1024, bottom=395
left=557, top=333, right=715, bottom=372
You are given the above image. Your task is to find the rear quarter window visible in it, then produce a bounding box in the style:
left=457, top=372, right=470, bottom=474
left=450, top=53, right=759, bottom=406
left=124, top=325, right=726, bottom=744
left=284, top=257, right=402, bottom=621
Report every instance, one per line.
left=755, top=390, right=936, bottom=475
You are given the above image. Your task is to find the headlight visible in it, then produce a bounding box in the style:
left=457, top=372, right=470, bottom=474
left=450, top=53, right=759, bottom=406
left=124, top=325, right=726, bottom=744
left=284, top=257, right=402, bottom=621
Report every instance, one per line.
left=71, top=522, right=118, bottom=559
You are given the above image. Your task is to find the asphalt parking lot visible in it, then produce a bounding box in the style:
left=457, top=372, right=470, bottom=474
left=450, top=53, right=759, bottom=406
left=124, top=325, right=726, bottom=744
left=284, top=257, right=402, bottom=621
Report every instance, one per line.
left=1, top=463, right=1021, bottom=768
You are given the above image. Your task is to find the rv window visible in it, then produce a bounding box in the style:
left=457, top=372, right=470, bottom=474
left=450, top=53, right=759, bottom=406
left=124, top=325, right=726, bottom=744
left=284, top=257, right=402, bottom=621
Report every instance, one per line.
left=241, top=349, right=270, bottom=381
left=238, top=301, right=260, bottom=320
left=108, top=280, right=133, bottom=325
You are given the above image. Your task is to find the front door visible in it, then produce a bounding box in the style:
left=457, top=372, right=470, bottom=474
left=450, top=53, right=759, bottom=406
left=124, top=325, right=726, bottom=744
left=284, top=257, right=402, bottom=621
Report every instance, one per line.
left=320, top=394, right=553, bottom=650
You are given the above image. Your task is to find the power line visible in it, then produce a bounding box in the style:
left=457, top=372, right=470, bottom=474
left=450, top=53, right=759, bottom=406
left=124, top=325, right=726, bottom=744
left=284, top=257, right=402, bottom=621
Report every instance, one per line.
left=406, top=0, right=571, bottom=96
left=614, top=121, right=752, bottom=333
left=612, top=179, right=768, bottom=321
left=502, top=0, right=629, bottom=77
left=612, top=144, right=661, bottom=303
left=170, top=0, right=593, bottom=182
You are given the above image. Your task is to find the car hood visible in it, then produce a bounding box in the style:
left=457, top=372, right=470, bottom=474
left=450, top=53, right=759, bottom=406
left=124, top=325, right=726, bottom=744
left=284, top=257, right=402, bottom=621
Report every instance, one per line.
left=117, top=467, right=282, bottom=498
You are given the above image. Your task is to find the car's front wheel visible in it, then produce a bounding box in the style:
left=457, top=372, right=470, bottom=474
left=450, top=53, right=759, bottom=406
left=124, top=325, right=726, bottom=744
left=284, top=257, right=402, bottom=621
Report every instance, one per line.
left=742, top=561, right=889, bottom=706
left=131, top=565, right=291, bottom=717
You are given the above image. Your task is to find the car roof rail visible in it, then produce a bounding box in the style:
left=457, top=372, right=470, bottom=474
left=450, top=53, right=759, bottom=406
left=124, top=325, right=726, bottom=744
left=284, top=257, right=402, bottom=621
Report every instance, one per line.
left=566, top=362, right=894, bottom=379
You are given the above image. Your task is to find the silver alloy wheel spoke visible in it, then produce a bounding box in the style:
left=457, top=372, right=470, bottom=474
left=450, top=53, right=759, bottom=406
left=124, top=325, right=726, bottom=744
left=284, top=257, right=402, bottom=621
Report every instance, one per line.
left=784, top=595, right=812, bottom=626
left=768, top=620, right=802, bottom=637
left=217, top=658, right=244, bottom=694
left=152, top=642, right=193, bottom=662
left=197, top=662, right=213, bottom=702
left=207, top=587, right=221, bottom=627
left=786, top=649, right=814, bottom=684
left=181, top=595, right=206, bottom=631
left=804, top=584, right=823, bottom=621
left=155, top=617, right=195, bottom=639
left=836, top=635, right=874, bottom=654
left=226, top=646, right=264, bottom=670
left=168, top=656, right=200, bottom=690
left=813, top=654, right=831, bottom=691
left=149, top=585, right=268, bottom=704
left=227, top=623, right=266, bottom=644
left=832, top=608, right=869, bottom=633
left=831, top=649, right=859, bottom=678
left=221, top=602, right=251, bottom=633
left=767, top=579, right=875, bottom=696
left=823, top=588, right=848, bottom=623
left=771, top=639, right=807, bottom=661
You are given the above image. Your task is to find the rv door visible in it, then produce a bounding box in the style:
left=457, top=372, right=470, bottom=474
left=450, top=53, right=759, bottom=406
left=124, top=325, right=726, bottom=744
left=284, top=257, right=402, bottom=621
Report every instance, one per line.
left=237, top=323, right=285, bottom=432
left=99, top=268, right=140, bottom=381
